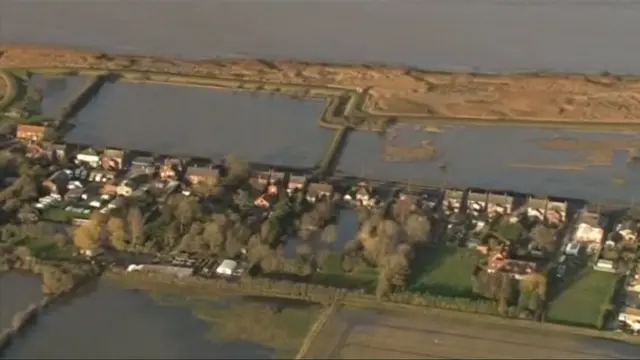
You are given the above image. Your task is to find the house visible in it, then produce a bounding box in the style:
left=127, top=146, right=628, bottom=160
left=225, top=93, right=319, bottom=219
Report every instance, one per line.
left=43, top=142, right=68, bottom=162
left=159, top=158, right=184, bottom=180
left=42, top=170, right=69, bottom=194
left=306, top=183, right=334, bottom=203
left=344, top=182, right=376, bottom=207
left=15, top=124, right=53, bottom=142
left=254, top=193, right=278, bottom=209
left=268, top=171, right=286, bottom=185
left=129, top=156, right=157, bottom=174
left=101, top=148, right=126, bottom=170
left=444, top=189, right=465, bottom=214
left=287, top=175, right=307, bottom=194
left=486, top=255, right=536, bottom=280
left=618, top=307, right=640, bottom=332
left=185, top=166, right=220, bottom=186
left=75, top=148, right=101, bottom=168
left=487, top=193, right=513, bottom=217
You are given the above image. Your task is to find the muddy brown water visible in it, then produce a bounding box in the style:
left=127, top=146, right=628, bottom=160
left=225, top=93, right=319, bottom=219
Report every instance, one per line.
left=3, top=1, right=640, bottom=73
left=0, top=280, right=274, bottom=359
left=64, top=82, right=331, bottom=167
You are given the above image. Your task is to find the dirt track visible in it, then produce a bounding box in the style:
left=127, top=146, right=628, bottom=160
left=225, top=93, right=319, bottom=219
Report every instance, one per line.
left=305, top=308, right=640, bottom=359
left=2, top=45, right=640, bottom=123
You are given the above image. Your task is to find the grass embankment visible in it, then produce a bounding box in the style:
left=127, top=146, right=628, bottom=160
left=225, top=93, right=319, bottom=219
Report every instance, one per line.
left=546, top=269, right=620, bottom=328
left=0, top=71, right=18, bottom=110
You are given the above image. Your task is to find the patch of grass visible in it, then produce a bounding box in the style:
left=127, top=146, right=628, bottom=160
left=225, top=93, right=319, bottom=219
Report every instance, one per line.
left=313, top=251, right=378, bottom=291
left=546, top=269, right=619, bottom=328
left=409, top=246, right=480, bottom=298
left=163, top=297, right=320, bottom=358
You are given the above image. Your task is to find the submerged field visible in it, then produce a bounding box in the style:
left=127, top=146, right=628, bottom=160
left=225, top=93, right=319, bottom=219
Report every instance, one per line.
left=65, top=82, right=332, bottom=167
left=28, top=75, right=90, bottom=119
left=306, top=308, right=640, bottom=359
left=336, top=124, right=640, bottom=202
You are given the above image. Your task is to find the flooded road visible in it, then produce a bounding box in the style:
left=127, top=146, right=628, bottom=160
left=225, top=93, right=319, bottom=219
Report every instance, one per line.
left=2, top=283, right=272, bottom=359
left=3, top=1, right=640, bottom=73
left=65, top=82, right=331, bottom=167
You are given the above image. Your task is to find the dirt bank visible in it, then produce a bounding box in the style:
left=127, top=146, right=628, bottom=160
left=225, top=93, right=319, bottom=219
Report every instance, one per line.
left=2, top=44, right=640, bottom=123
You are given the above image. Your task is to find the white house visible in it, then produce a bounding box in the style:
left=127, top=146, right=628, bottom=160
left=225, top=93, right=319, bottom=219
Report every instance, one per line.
left=75, top=148, right=101, bottom=168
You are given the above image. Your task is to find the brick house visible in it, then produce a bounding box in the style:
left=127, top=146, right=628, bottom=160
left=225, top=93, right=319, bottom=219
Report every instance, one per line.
left=101, top=148, right=126, bottom=171
left=160, top=158, right=184, bottom=180
left=185, top=166, right=220, bottom=186
left=15, top=124, right=53, bottom=142
left=287, top=175, right=307, bottom=194
left=306, top=183, right=334, bottom=203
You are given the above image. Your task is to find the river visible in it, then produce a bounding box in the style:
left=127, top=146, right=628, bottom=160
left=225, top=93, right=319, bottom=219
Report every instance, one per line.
left=3, top=1, right=640, bottom=73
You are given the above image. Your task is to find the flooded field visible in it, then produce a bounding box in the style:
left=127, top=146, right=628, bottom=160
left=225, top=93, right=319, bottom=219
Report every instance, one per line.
left=28, top=75, right=89, bottom=119
left=2, top=282, right=273, bottom=359
left=4, top=1, right=640, bottom=73
left=64, top=82, right=331, bottom=167
left=305, top=308, right=640, bottom=359
left=0, top=272, right=42, bottom=331
left=337, top=125, right=640, bottom=203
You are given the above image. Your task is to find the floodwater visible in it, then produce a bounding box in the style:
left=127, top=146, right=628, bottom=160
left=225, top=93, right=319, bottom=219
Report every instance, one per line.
left=308, top=307, right=640, bottom=359
left=2, top=282, right=272, bottom=359
left=29, top=75, right=89, bottom=119
left=0, top=272, right=42, bottom=331
left=337, top=125, right=640, bottom=203
left=64, top=82, right=331, bottom=167
left=3, top=1, right=640, bottom=73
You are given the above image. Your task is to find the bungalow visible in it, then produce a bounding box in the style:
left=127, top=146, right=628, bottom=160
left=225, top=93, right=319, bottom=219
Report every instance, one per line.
left=15, top=124, right=53, bottom=142
left=344, top=182, right=376, bottom=207
left=185, top=166, right=220, bottom=186
left=287, top=175, right=307, bottom=194
left=129, top=156, right=157, bottom=174
left=42, top=170, right=69, bottom=194
left=101, top=148, right=126, bottom=171
left=75, top=148, right=101, bottom=168
left=306, top=183, right=334, bottom=203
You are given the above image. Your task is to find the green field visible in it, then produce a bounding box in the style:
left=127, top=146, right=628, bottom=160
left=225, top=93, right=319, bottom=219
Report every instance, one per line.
left=547, top=269, right=619, bottom=328
left=313, top=251, right=379, bottom=291
left=409, top=246, right=481, bottom=298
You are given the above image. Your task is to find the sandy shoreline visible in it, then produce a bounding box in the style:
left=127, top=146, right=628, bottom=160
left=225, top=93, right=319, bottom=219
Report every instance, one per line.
left=1, top=44, right=640, bottom=123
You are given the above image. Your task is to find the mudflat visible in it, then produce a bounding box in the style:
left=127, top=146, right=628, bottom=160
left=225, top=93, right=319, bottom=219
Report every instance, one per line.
left=2, top=45, right=640, bottom=123
left=305, top=308, right=640, bottom=359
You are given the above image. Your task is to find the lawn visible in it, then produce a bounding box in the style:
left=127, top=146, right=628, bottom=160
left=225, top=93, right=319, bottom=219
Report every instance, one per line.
left=546, top=269, right=619, bottom=328
left=312, top=251, right=379, bottom=291
left=408, top=246, right=481, bottom=298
